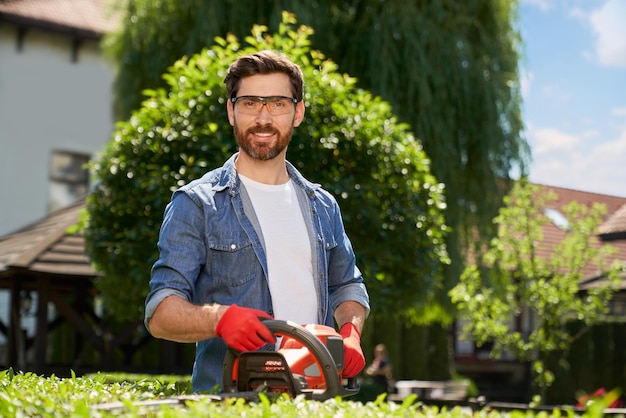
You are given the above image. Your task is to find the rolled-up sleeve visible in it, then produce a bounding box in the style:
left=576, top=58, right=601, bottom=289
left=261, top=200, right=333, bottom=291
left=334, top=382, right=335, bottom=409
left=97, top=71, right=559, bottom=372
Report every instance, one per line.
left=144, top=192, right=206, bottom=331
left=330, top=280, right=370, bottom=315
left=326, top=198, right=370, bottom=317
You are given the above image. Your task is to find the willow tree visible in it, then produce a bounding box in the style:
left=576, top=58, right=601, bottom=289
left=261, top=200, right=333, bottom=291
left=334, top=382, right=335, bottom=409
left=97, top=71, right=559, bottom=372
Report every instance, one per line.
left=335, top=1, right=530, bottom=307
left=104, top=1, right=529, bottom=320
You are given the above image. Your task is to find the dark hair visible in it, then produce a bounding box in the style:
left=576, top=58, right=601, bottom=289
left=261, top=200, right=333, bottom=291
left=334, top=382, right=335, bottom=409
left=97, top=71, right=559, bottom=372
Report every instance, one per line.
left=224, top=50, right=304, bottom=101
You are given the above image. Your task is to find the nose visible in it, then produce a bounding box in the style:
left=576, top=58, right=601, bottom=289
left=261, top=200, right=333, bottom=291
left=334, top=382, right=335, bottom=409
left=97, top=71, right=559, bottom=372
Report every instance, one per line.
left=256, top=103, right=273, bottom=123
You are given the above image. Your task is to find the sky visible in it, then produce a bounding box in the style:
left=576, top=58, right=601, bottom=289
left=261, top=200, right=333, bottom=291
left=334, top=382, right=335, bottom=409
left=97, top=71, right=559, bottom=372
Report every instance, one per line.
left=519, top=0, right=626, bottom=197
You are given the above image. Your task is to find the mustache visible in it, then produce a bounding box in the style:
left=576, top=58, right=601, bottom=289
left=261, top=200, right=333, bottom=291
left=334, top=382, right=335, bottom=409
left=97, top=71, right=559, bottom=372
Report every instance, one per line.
left=247, top=126, right=278, bottom=135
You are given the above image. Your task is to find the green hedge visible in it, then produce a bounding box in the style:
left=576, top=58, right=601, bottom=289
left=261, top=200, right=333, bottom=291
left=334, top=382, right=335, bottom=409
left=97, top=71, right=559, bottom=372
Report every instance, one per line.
left=0, top=369, right=618, bottom=417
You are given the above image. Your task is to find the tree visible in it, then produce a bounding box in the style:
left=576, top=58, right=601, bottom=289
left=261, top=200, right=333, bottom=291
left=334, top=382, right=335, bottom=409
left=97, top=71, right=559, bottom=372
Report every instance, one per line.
left=333, top=1, right=529, bottom=310
left=85, top=15, right=448, bottom=322
left=450, top=179, right=623, bottom=397
left=103, top=0, right=530, bottom=318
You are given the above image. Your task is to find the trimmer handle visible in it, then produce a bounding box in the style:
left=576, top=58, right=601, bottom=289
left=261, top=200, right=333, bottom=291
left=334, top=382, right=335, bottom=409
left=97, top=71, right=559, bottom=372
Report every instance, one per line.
left=222, top=319, right=359, bottom=400
left=343, top=377, right=360, bottom=397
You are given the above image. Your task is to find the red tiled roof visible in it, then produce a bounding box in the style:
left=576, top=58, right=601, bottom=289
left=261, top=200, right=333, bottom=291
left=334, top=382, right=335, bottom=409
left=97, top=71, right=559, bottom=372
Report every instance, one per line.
left=537, top=183, right=626, bottom=217
left=533, top=183, right=626, bottom=286
left=599, top=203, right=626, bottom=237
left=0, top=0, right=119, bottom=39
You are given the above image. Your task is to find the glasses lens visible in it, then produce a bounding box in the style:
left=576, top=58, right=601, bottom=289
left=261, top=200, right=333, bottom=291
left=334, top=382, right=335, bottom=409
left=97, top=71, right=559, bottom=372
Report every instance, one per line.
left=266, top=97, right=293, bottom=114
left=234, top=96, right=295, bottom=115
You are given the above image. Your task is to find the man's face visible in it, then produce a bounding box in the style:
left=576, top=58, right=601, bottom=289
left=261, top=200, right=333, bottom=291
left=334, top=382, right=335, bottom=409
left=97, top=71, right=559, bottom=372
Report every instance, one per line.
left=227, top=73, right=305, bottom=161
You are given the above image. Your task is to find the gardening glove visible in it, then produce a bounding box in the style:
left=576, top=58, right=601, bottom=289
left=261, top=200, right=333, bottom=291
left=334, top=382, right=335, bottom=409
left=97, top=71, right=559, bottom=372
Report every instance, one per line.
left=339, top=322, right=365, bottom=377
left=216, top=304, right=276, bottom=352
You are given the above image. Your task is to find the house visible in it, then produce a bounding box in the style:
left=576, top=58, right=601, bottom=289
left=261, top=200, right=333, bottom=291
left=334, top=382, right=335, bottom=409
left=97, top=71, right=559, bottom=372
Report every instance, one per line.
left=0, top=0, right=118, bottom=360
left=454, top=183, right=626, bottom=401
left=0, top=0, right=117, bottom=237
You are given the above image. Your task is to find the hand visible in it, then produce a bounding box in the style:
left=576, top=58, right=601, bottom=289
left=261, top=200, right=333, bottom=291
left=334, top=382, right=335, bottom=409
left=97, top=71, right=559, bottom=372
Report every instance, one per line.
left=339, top=322, right=365, bottom=377
left=215, top=304, right=276, bottom=351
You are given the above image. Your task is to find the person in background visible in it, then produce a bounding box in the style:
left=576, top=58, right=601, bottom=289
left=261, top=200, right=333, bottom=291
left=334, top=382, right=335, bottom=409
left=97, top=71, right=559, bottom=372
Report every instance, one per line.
left=365, top=343, right=394, bottom=394
left=144, top=50, right=370, bottom=392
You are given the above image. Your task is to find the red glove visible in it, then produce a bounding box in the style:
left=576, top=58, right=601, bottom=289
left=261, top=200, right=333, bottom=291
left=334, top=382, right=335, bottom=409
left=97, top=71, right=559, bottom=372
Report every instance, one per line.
left=216, top=304, right=276, bottom=351
left=339, top=323, right=365, bottom=377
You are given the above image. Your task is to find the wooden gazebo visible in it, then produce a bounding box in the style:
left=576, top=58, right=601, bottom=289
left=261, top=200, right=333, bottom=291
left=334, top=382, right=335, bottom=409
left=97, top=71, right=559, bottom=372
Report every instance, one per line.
left=0, top=199, right=169, bottom=376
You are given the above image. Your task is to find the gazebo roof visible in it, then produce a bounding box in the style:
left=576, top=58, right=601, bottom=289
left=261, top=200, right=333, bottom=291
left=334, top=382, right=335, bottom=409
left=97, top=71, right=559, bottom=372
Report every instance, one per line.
left=0, top=199, right=96, bottom=280
left=0, top=0, right=119, bottom=40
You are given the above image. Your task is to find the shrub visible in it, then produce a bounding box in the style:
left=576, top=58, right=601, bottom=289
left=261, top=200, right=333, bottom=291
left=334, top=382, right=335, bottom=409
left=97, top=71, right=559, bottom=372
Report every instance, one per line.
left=85, top=13, right=447, bottom=322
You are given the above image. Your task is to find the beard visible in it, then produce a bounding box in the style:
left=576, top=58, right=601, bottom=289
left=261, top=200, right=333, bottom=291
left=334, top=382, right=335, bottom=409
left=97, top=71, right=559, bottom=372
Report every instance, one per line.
left=234, top=121, right=293, bottom=161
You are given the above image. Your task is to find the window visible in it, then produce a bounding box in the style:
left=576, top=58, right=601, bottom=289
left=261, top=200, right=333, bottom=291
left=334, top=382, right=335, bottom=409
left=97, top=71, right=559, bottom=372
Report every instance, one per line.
left=609, top=299, right=626, bottom=317
left=544, top=207, right=570, bottom=231
left=48, top=150, right=90, bottom=211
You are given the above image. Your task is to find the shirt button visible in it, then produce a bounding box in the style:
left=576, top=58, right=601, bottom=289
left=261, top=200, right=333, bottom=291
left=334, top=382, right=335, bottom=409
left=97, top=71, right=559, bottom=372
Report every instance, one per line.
left=230, top=244, right=236, bottom=250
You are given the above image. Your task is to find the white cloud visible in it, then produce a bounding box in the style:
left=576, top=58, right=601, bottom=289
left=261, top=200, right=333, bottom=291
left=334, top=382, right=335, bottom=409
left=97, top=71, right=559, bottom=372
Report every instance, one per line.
left=612, top=107, right=626, bottom=118
left=529, top=126, right=581, bottom=156
left=584, top=129, right=626, bottom=195
left=568, top=6, right=587, bottom=22
left=589, top=0, right=626, bottom=68
left=528, top=124, right=626, bottom=196
left=521, top=0, right=626, bottom=197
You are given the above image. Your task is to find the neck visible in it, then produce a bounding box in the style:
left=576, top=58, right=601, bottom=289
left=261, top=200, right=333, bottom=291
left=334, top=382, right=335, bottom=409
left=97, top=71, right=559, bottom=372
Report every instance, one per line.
left=235, top=152, right=289, bottom=185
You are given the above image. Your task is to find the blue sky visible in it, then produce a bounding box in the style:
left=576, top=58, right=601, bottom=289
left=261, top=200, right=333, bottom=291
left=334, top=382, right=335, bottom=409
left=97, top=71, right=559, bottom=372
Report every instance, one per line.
left=519, top=0, right=626, bottom=197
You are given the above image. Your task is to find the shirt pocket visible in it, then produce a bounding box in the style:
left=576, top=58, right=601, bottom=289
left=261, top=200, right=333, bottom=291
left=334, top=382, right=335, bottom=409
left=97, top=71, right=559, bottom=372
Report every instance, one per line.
left=208, top=231, right=260, bottom=286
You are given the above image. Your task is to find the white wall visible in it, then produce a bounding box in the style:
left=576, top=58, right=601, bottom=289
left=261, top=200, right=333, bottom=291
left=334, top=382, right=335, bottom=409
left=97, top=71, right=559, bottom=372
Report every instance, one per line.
left=0, top=26, right=115, bottom=236
left=0, top=26, right=115, bottom=350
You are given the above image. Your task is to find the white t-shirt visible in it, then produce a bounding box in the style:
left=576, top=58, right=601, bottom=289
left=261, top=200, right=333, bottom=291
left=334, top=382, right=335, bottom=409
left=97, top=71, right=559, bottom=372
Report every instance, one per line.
left=239, top=174, right=317, bottom=325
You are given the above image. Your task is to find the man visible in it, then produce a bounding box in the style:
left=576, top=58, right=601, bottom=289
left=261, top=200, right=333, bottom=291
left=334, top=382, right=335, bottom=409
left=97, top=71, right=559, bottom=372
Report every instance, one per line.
left=145, top=50, right=370, bottom=392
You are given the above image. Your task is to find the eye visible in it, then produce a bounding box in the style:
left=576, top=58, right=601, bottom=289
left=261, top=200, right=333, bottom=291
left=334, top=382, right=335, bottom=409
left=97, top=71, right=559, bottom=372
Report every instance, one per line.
left=241, top=99, right=258, bottom=109
left=273, top=99, right=287, bottom=109
left=272, top=97, right=293, bottom=109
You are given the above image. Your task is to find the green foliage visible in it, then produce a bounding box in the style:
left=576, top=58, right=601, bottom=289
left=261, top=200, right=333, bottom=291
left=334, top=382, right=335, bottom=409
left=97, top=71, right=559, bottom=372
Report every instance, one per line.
left=0, top=369, right=618, bottom=417
left=85, top=14, right=448, bottom=321
left=0, top=369, right=185, bottom=416
left=325, top=0, right=529, bottom=305
left=450, top=179, right=623, bottom=391
left=85, top=372, right=193, bottom=394
left=104, top=1, right=529, bottom=319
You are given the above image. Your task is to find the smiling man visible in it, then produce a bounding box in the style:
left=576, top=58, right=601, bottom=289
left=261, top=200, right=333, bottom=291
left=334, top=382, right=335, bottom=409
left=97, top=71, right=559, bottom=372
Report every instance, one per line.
left=144, top=50, right=370, bottom=392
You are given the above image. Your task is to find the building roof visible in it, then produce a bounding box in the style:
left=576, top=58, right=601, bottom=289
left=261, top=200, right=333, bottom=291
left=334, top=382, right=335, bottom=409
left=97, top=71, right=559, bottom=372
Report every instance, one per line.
left=0, top=0, right=119, bottom=40
left=0, top=199, right=97, bottom=279
left=599, top=202, right=626, bottom=238
left=533, top=183, right=626, bottom=288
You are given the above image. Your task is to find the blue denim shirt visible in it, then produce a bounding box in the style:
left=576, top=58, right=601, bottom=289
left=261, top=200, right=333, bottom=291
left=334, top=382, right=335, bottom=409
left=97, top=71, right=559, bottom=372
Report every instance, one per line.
left=145, top=153, right=370, bottom=392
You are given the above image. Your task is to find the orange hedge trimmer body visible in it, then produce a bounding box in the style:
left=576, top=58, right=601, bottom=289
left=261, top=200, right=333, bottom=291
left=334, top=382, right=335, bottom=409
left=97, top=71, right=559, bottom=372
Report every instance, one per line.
left=222, top=320, right=359, bottom=401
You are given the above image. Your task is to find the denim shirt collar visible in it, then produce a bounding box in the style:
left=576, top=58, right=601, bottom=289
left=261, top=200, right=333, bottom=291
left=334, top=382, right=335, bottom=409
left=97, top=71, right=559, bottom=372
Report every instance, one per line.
left=219, top=153, right=322, bottom=197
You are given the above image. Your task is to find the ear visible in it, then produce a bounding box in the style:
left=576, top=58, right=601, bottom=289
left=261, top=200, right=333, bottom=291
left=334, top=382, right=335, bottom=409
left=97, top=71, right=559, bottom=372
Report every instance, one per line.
left=227, top=99, right=235, bottom=126
left=292, top=100, right=305, bottom=127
